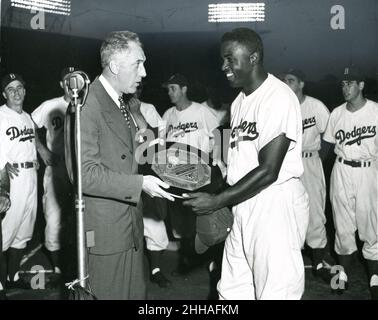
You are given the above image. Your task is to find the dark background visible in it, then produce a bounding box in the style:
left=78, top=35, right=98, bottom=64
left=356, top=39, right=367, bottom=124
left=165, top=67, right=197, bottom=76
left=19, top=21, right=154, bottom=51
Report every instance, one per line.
left=1, top=0, right=377, bottom=115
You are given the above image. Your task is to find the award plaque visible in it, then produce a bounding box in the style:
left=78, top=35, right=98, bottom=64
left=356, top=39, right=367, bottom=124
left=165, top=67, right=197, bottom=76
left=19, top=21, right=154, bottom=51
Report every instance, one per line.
left=138, top=141, right=226, bottom=197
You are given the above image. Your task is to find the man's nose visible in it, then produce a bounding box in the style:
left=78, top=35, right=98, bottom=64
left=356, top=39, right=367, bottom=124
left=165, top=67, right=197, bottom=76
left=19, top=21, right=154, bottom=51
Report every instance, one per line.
left=140, top=64, right=147, bottom=77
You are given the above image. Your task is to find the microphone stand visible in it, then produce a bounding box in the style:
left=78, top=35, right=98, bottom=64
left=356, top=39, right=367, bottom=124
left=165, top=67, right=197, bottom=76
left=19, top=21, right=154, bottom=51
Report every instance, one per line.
left=72, top=85, right=86, bottom=289
left=65, top=72, right=90, bottom=292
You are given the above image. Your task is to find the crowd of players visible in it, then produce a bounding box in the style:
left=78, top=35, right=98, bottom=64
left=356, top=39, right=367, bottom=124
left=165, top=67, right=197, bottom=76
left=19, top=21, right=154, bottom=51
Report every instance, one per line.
left=0, top=28, right=377, bottom=300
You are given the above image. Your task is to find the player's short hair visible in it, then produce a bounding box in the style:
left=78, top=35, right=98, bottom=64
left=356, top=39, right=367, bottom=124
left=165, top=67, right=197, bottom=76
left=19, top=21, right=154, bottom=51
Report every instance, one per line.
left=221, top=28, right=264, bottom=62
left=285, top=68, right=306, bottom=82
left=100, top=31, right=142, bottom=69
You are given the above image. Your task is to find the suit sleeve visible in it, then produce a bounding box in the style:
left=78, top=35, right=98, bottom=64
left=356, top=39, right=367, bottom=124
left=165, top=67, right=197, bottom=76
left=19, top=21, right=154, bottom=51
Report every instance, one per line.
left=80, top=101, right=143, bottom=204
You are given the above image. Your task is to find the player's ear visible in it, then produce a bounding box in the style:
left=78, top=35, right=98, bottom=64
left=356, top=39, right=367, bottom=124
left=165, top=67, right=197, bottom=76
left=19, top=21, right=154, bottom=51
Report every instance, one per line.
left=182, top=85, right=188, bottom=95
left=299, top=81, right=305, bottom=90
left=59, top=81, right=64, bottom=89
left=249, top=52, right=259, bottom=65
left=358, top=81, right=365, bottom=91
left=2, top=92, right=6, bottom=100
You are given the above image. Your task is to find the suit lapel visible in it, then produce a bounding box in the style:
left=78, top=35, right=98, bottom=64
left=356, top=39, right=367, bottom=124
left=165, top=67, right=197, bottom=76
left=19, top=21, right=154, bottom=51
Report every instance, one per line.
left=92, top=78, right=134, bottom=152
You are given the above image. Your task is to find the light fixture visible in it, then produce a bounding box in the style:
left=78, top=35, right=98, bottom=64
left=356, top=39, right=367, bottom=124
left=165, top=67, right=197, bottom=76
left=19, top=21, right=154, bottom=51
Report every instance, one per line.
left=10, top=0, right=71, bottom=16
left=208, top=3, right=265, bottom=23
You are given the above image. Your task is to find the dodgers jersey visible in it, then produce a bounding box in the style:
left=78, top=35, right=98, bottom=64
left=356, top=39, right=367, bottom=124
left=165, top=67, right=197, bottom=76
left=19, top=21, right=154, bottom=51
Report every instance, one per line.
left=162, top=102, right=219, bottom=154
left=301, top=96, right=330, bottom=152
left=323, top=99, right=378, bottom=161
left=0, top=105, right=37, bottom=163
left=227, top=74, right=303, bottom=186
left=32, top=96, right=69, bottom=155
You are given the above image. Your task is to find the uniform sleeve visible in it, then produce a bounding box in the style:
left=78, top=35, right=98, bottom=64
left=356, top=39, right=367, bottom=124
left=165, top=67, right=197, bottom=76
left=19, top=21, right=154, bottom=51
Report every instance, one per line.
left=202, top=106, right=220, bottom=136
left=0, top=147, right=6, bottom=170
left=316, top=101, right=330, bottom=133
left=31, top=102, right=47, bottom=128
left=141, top=103, right=163, bottom=128
left=257, top=92, right=301, bottom=151
left=0, top=118, right=10, bottom=169
left=323, top=110, right=336, bottom=144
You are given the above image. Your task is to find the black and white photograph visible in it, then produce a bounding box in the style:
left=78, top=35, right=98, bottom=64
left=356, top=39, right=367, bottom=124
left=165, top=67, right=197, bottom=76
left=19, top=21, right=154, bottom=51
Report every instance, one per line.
left=0, top=0, right=377, bottom=305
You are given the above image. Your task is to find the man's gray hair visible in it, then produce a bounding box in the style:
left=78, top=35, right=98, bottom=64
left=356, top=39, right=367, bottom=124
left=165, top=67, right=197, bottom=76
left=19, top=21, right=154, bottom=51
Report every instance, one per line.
left=100, top=31, right=142, bottom=69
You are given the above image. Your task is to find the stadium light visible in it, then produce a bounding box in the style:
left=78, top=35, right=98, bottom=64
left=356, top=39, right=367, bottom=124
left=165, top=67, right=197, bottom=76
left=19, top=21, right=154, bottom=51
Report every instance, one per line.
left=10, top=0, right=71, bottom=16
left=208, top=3, right=265, bottom=22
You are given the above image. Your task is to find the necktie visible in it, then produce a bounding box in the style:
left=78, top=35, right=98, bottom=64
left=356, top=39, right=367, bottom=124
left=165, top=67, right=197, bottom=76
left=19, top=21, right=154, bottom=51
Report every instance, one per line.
left=118, top=96, right=132, bottom=129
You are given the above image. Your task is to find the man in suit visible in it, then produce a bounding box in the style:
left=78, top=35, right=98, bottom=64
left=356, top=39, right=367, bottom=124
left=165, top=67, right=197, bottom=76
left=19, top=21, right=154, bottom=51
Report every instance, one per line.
left=76, top=31, right=174, bottom=300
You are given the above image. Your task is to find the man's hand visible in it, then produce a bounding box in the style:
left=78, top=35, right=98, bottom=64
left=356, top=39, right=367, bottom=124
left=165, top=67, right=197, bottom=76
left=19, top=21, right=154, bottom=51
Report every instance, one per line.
left=5, top=162, right=19, bottom=179
left=40, top=149, right=60, bottom=166
left=182, top=192, right=220, bottom=215
left=142, top=175, right=174, bottom=201
left=0, top=194, right=11, bottom=213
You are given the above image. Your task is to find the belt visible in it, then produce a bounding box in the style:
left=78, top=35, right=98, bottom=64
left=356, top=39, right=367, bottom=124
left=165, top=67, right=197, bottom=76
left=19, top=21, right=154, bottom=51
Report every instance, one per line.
left=302, top=152, right=313, bottom=158
left=12, top=161, right=37, bottom=169
left=338, top=157, right=371, bottom=168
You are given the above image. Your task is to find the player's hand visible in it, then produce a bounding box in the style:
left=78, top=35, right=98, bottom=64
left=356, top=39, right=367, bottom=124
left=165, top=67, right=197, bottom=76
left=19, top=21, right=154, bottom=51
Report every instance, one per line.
left=5, top=162, right=19, bottom=179
left=142, top=175, right=174, bottom=201
left=40, top=149, right=60, bottom=166
left=0, top=195, right=11, bottom=213
left=182, top=192, right=220, bottom=215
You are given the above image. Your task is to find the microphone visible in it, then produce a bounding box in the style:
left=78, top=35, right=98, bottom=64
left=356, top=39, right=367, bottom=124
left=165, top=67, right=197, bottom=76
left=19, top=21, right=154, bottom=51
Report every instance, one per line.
left=64, top=71, right=88, bottom=92
left=63, top=70, right=91, bottom=109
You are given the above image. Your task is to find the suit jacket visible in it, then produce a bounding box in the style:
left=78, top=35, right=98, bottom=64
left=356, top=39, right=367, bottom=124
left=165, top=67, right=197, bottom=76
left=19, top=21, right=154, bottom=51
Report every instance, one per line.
left=74, top=77, right=144, bottom=255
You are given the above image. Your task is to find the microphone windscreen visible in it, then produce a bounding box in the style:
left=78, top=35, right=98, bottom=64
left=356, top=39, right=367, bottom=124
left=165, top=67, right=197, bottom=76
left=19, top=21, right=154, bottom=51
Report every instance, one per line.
left=69, top=74, right=85, bottom=91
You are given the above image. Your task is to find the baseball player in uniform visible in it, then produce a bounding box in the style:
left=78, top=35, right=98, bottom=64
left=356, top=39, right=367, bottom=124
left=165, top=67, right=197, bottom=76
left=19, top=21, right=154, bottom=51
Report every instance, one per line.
left=0, top=163, right=11, bottom=299
left=184, top=28, right=309, bottom=300
left=283, top=69, right=331, bottom=282
left=0, top=73, right=38, bottom=289
left=31, top=67, right=75, bottom=274
left=127, top=85, right=172, bottom=288
left=162, top=73, right=219, bottom=274
left=323, top=66, right=378, bottom=299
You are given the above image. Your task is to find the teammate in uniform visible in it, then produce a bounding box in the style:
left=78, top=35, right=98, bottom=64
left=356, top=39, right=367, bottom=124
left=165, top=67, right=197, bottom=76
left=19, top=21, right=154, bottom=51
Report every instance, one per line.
left=0, top=164, right=11, bottom=299
left=31, top=67, right=75, bottom=274
left=283, top=69, right=331, bottom=282
left=183, top=28, right=309, bottom=300
left=0, top=73, right=38, bottom=289
left=162, top=74, right=219, bottom=273
left=128, top=85, right=172, bottom=288
left=323, top=66, right=378, bottom=299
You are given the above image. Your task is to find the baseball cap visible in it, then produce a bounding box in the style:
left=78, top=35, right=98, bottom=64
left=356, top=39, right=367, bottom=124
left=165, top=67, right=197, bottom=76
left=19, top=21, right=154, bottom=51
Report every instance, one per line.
left=162, top=73, right=188, bottom=88
left=195, top=206, right=233, bottom=254
left=342, top=66, right=364, bottom=82
left=285, top=68, right=306, bottom=82
left=1, top=73, right=25, bottom=91
left=61, top=66, right=76, bottom=80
